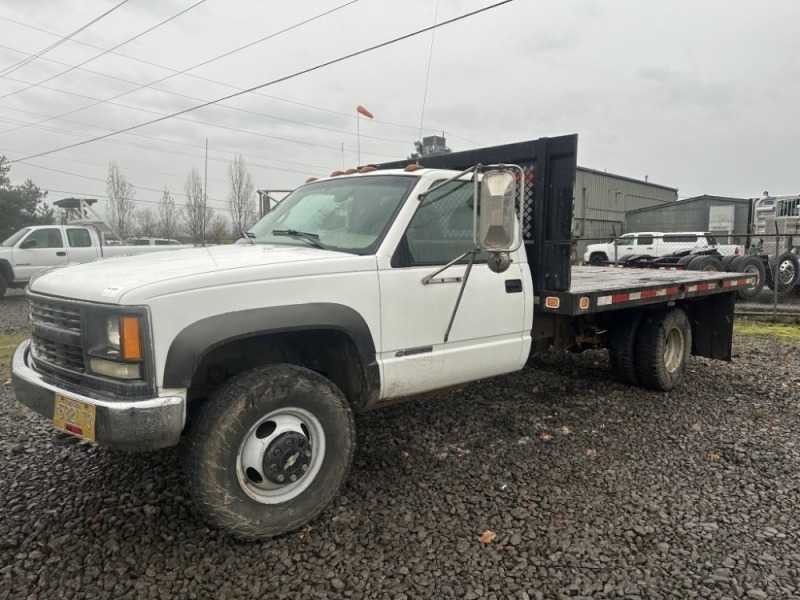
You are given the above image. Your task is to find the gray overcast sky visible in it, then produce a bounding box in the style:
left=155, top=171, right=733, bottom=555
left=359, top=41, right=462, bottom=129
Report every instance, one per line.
left=1, top=0, right=799, bottom=221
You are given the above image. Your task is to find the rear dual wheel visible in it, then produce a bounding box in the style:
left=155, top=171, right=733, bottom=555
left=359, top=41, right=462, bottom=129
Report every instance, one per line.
left=609, top=308, right=691, bottom=391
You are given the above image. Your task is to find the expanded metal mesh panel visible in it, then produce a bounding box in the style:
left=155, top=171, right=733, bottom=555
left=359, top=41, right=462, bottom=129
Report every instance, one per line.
left=521, top=165, right=535, bottom=240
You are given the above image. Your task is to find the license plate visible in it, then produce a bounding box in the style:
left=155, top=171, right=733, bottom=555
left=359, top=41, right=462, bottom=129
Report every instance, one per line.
left=53, top=394, right=96, bottom=442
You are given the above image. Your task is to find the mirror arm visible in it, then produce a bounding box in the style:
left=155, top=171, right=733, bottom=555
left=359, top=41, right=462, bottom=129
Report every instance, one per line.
left=443, top=249, right=479, bottom=343
left=421, top=249, right=476, bottom=285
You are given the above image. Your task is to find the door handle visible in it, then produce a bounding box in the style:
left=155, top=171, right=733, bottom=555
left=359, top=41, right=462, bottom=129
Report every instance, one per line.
left=56, top=251, right=66, bottom=256
left=505, top=279, right=522, bottom=293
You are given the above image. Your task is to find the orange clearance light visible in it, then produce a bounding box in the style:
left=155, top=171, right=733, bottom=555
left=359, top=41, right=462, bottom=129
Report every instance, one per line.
left=344, top=168, right=357, bottom=174
left=544, top=297, right=560, bottom=309
left=579, top=297, right=590, bottom=310
left=330, top=170, right=344, bottom=177
left=120, top=316, right=142, bottom=361
left=305, top=176, right=318, bottom=183
left=405, top=164, right=424, bottom=172
left=359, top=165, right=377, bottom=173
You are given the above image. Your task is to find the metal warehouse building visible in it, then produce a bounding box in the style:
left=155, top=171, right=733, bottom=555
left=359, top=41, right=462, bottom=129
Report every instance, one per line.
left=625, top=195, right=751, bottom=244
left=572, top=167, right=678, bottom=258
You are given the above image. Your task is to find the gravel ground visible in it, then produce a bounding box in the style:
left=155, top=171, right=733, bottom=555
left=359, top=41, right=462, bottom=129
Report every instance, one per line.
left=2, top=293, right=800, bottom=600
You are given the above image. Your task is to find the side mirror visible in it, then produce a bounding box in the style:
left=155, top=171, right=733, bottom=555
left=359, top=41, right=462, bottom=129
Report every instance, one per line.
left=20, top=239, right=38, bottom=249
left=477, top=167, right=522, bottom=273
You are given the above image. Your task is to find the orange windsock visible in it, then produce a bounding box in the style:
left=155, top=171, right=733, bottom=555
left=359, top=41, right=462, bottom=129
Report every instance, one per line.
left=356, top=105, right=374, bottom=119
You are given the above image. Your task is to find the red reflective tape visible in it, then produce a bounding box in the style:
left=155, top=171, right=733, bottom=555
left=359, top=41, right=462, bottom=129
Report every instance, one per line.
left=641, top=289, right=658, bottom=299
left=612, top=293, right=629, bottom=304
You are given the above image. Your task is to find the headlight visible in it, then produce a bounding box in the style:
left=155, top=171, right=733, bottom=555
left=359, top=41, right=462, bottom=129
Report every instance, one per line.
left=107, top=317, right=121, bottom=351
left=105, top=316, right=142, bottom=360
left=86, top=311, right=147, bottom=381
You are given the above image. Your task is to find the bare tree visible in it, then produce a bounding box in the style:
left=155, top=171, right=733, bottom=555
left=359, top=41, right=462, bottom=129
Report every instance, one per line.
left=182, top=166, right=212, bottom=241
left=134, top=207, right=158, bottom=238
left=227, top=154, right=256, bottom=236
left=158, top=186, right=179, bottom=239
left=106, top=161, right=137, bottom=239
left=209, top=214, right=230, bottom=244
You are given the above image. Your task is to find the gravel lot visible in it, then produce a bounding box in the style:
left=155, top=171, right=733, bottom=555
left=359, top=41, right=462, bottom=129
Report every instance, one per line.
left=2, top=291, right=800, bottom=600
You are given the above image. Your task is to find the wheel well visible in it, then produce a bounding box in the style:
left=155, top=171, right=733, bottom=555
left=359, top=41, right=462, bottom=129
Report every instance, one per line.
left=0, top=260, right=12, bottom=283
left=186, top=329, right=370, bottom=410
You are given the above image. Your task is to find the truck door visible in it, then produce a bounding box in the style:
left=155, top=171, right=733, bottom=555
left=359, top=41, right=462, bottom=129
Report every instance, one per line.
left=65, top=228, right=99, bottom=263
left=377, top=179, right=530, bottom=399
left=12, top=228, right=68, bottom=281
left=636, top=233, right=655, bottom=254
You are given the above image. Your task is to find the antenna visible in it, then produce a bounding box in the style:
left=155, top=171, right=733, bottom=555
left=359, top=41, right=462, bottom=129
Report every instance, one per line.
left=417, top=0, right=440, bottom=143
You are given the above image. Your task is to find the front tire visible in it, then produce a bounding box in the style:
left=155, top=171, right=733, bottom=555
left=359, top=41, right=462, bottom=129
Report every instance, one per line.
left=588, top=253, right=607, bottom=266
left=185, top=364, right=355, bottom=541
left=634, top=308, right=692, bottom=391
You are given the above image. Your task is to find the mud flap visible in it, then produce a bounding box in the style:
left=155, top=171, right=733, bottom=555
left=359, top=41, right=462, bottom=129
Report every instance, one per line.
left=687, top=292, right=736, bottom=361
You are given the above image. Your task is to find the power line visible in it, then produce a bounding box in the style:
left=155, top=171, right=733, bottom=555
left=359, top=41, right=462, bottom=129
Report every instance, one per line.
left=0, top=0, right=208, bottom=102
left=0, top=74, right=405, bottom=157
left=0, top=111, right=336, bottom=174
left=0, top=0, right=131, bottom=77
left=0, top=2, right=366, bottom=137
left=0, top=14, right=475, bottom=143
left=10, top=0, right=515, bottom=163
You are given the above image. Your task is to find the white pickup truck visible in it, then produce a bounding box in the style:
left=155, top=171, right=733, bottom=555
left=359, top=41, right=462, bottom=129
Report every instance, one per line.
left=0, top=224, right=185, bottom=298
left=12, top=136, right=754, bottom=540
left=583, top=231, right=742, bottom=266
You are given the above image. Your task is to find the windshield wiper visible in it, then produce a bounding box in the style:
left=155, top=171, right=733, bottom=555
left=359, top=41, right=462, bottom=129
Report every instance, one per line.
left=271, top=229, right=329, bottom=250
left=240, top=230, right=255, bottom=245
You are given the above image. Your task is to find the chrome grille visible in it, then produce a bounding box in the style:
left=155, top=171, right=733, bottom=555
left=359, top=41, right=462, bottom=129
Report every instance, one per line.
left=29, top=297, right=85, bottom=374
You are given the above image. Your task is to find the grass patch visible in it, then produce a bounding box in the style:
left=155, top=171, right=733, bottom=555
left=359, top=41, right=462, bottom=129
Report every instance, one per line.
left=0, top=333, right=28, bottom=381
left=734, top=320, right=800, bottom=344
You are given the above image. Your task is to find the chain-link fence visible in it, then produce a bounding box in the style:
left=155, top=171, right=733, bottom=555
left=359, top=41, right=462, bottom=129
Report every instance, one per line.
left=573, top=232, right=800, bottom=319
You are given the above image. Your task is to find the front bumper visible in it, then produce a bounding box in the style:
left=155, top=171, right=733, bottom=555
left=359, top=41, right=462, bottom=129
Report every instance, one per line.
left=12, top=339, right=185, bottom=451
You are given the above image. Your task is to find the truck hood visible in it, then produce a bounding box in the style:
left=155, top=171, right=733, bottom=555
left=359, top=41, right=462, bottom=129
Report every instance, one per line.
left=29, top=244, right=370, bottom=304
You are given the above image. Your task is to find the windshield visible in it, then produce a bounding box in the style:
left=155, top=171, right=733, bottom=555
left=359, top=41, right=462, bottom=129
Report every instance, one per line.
left=248, top=175, right=417, bottom=254
left=2, top=228, right=30, bottom=247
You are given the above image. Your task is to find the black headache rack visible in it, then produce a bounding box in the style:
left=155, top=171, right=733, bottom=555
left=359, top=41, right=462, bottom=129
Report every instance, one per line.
left=377, top=134, right=579, bottom=294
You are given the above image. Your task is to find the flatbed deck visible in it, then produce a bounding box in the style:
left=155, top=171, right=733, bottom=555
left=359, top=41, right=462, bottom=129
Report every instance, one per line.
left=537, top=266, right=754, bottom=316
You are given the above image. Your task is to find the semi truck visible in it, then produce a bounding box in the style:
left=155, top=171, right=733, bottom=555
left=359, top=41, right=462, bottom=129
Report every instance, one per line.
left=12, top=135, right=754, bottom=540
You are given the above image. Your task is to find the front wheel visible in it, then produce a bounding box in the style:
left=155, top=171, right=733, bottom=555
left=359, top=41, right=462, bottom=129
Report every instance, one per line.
left=184, top=364, right=355, bottom=541
left=634, top=308, right=692, bottom=391
left=588, top=253, right=607, bottom=266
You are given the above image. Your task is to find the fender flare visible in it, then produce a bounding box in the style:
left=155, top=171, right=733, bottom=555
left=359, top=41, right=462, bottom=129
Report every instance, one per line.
left=0, top=259, right=13, bottom=283
left=163, top=303, right=379, bottom=400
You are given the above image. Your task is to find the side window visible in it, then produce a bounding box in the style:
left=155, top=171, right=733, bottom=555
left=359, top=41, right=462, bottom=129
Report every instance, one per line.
left=637, top=235, right=654, bottom=245
left=25, top=228, right=64, bottom=249
left=616, top=237, right=634, bottom=247
left=66, top=228, right=92, bottom=248
left=395, top=180, right=483, bottom=267
left=663, top=235, right=697, bottom=243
